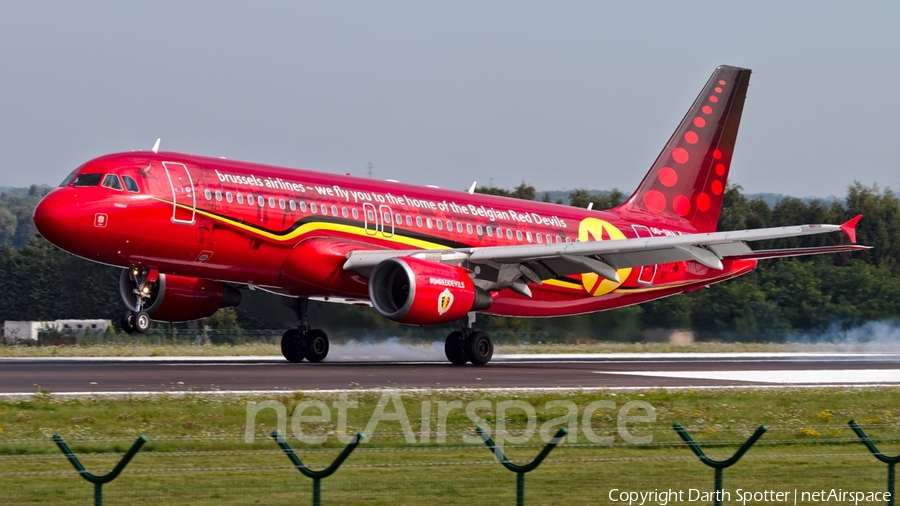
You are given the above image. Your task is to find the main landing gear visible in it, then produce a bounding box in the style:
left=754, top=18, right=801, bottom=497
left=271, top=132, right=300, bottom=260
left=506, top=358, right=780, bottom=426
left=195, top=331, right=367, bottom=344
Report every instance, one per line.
left=444, top=313, right=493, bottom=366
left=122, top=268, right=153, bottom=334
left=281, top=297, right=330, bottom=363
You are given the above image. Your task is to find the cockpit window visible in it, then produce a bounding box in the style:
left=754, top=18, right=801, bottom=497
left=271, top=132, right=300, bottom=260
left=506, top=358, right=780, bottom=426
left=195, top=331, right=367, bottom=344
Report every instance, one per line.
left=59, top=173, right=77, bottom=187
left=102, top=174, right=123, bottom=190
left=122, top=175, right=140, bottom=193
left=71, top=173, right=103, bottom=187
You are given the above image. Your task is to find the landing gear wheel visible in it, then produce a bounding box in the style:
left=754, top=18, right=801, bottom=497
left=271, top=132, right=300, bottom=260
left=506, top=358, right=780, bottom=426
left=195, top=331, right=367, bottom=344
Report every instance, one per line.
left=133, top=311, right=151, bottom=334
left=300, top=329, right=329, bottom=363
left=281, top=329, right=305, bottom=363
left=445, top=331, right=468, bottom=365
left=122, top=311, right=136, bottom=334
left=464, top=331, right=493, bottom=366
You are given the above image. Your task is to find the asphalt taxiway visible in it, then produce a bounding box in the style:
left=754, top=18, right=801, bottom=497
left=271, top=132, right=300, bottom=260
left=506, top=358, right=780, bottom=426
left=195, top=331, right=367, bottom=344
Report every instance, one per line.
left=2, top=352, right=899, bottom=395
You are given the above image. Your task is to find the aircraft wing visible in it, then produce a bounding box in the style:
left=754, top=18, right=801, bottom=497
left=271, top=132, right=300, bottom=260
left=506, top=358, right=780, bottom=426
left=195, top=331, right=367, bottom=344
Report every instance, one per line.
left=343, top=215, right=868, bottom=294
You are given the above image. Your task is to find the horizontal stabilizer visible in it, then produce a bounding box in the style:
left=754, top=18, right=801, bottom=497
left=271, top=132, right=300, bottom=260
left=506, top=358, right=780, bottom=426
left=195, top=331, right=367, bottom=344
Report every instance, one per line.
left=722, top=244, right=871, bottom=261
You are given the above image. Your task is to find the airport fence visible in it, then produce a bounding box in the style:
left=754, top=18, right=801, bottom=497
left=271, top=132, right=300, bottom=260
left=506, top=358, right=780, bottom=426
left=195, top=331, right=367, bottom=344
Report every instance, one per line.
left=3, top=422, right=899, bottom=505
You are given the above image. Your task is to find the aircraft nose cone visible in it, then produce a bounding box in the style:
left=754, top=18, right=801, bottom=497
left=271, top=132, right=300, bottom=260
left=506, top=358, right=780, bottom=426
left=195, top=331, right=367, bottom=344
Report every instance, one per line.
left=33, top=189, right=73, bottom=247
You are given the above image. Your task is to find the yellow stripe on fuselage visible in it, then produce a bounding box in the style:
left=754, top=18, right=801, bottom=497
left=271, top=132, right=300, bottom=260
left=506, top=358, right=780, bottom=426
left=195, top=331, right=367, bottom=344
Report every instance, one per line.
left=159, top=199, right=752, bottom=298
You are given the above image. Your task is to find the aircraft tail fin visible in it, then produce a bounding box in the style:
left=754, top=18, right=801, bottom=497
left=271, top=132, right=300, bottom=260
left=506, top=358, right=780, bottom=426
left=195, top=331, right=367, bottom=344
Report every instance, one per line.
left=616, top=65, right=752, bottom=232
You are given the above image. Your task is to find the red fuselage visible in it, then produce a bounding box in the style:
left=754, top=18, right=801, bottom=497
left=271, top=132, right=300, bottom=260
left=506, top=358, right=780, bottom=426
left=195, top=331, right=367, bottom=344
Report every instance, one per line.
left=33, top=151, right=755, bottom=318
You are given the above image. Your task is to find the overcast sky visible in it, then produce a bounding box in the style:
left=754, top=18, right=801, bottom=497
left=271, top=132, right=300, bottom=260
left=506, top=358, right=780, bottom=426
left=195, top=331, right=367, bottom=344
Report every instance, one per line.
left=0, top=1, right=896, bottom=197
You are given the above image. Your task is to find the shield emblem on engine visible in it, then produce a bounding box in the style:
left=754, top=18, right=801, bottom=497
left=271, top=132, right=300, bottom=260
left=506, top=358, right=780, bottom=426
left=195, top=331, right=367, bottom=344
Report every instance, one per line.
left=438, top=289, right=454, bottom=315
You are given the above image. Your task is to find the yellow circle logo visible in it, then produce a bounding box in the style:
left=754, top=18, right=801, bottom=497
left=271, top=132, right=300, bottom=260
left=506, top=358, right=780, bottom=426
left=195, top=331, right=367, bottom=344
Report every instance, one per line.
left=577, top=218, right=633, bottom=296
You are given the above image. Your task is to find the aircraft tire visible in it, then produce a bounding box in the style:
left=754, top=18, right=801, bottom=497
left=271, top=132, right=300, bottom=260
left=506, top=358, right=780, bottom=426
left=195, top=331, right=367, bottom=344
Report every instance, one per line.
left=445, top=331, right=468, bottom=365
left=134, top=311, right=151, bottom=333
left=281, top=329, right=305, bottom=363
left=122, top=311, right=136, bottom=334
left=301, top=329, right=329, bottom=363
left=464, top=331, right=493, bottom=366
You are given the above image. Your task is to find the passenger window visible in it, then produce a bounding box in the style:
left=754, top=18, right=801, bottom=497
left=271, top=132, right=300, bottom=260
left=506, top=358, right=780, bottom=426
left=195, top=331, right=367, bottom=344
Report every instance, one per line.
left=446, top=220, right=452, bottom=231
left=383, top=212, right=391, bottom=224
left=122, top=175, right=140, bottom=193
left=268, top=197, right=275, bottom=208
left=289, top=200, right=296, bottom=211
left=536, top=233, right=543, bottom=243
left=486, top=226, right=493, bottom=237
left=237, top=193, right=244, bottom=204
left=526, top=231, right=532, bottom=243
left=516, top=230, right=523, bottom=241
left=247, top=195, right=255, bottom=205
left=406, top=215, right=413, bottom=226
left=477, top=225, right=483, bottom=235
left=367, top=209, right=375, bottom=221
left=436, top=220, right=443, bottom=230
left=310, top=203, right=318, bottom=213
left=416, top=216, right=423, bottom=227
left=226, top=192, right=233, bottom=203
left=352, top=208, right=358, bottom=219
left=72, top=173, right=103, bottom=187
left=466, top=223, right=473, bottom=234
left=395, top=213, right=402, bottom=224
left=426, top=218, right=433, bottom=229
left=495, top=227, right=502, bottom=238
left=342, top=207, right=348, bottom=217
left=279, top=199, right=286, bottom=210
left=101, top=174, right=123, bottom=190
left=204, top=189, right=212, bottom=200
left=300, top=201, right=308, bottom=212
left=321, top=204, right=328, bottom=216
left=215, top=190, right=222, bottom=202
left=456, top=222, right=463, bottom=233
left=507, top=229, right=513, bottom=240
left=332, top=205, right=338, bottom=215
left=258, top=196, right=265, bottom=207
left=565, top=237, right=572, bottom=244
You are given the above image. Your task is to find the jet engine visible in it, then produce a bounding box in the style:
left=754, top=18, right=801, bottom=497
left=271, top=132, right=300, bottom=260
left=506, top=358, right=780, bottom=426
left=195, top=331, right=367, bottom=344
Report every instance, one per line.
left=119, top=270, right=241, bottom=322
left=368, top=257, right=492, bottom=325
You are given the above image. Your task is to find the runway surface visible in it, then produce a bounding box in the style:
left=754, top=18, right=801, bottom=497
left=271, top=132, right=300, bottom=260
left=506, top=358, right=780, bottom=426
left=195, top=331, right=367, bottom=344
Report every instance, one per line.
left=2, top=352, right=900, bottom=395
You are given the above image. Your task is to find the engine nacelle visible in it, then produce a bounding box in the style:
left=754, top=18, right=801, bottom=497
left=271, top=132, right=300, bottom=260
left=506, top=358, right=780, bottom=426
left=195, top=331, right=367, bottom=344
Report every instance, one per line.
left=119, top=270, right=241, bottom=322
left=368, top=257, right=492, bottom=325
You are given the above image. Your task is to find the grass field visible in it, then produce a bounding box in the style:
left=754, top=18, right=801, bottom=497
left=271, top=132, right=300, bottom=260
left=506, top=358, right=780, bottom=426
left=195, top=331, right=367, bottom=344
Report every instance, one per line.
left=2, top=388, right=899, bottom=504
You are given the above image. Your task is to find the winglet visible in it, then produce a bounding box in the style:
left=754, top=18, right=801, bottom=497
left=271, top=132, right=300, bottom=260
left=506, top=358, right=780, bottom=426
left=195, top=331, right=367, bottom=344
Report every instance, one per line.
left=840, top=214, right=863, bottom=244
left=151, top=138, right=160, bottom=154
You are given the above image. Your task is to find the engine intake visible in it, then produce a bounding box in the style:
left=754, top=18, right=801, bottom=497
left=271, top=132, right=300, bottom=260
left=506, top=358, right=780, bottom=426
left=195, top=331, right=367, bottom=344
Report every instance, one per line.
left=119, top=270, right=241, bottom=322
left=368, top=257, right=492, bottom=325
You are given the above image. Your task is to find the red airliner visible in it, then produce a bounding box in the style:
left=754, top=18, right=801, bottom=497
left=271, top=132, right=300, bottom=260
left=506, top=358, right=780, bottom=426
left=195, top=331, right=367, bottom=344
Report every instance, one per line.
left=33, top=66, right=867, bottom=365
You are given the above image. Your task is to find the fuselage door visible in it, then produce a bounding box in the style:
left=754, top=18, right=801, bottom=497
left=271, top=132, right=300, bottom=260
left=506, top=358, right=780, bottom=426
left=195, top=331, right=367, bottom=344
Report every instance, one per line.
left=363, top=202, right=378, bottom=236
left=162, top=162, right=195, bottom=224
left=631, top=225, right=657, bottom=284
left=379, top=205, right=394, bottom=238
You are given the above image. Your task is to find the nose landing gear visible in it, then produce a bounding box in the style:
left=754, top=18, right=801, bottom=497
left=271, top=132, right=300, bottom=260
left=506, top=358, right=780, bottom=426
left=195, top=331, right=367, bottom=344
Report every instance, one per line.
left=444, top=312, right=493, bottom=366
left=122, top=268, right=155, bottom=334
left=281, top=297, right=330, bottom=363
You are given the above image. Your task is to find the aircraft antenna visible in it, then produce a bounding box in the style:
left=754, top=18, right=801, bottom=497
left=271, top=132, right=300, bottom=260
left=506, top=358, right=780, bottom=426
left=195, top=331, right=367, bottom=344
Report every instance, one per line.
left=151, top=138, right=160, bottom=154
left=366, top=162, right=374, bottom=179
left=467, top=181, right=477, bottom=194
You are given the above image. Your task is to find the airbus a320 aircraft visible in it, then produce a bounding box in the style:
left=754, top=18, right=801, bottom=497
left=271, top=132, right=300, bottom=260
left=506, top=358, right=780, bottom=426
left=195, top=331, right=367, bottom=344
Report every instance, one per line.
left=33, top=65, right=867, bottom=365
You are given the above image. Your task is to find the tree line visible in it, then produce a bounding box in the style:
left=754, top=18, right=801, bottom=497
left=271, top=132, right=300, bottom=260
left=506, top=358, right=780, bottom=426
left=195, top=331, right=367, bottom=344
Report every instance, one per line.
left=1, top=182, right=896, bottom=342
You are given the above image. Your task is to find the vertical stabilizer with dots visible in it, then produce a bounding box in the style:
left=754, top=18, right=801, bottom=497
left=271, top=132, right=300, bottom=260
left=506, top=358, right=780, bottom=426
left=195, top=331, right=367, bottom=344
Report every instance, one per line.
left=616, top=65, right=751, bottom=233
